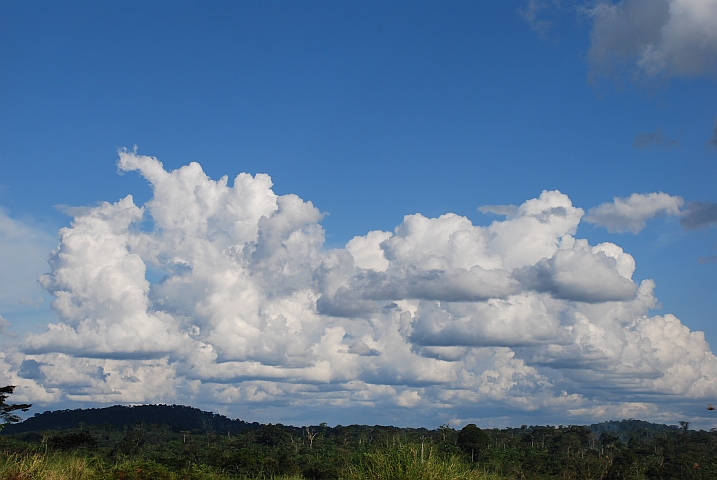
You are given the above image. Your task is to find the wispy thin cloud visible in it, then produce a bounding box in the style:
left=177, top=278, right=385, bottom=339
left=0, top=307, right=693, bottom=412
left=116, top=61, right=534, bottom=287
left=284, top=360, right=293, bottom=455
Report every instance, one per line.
left=698, top=255, right=717, bottom=264
left=709, top=115, right=717, bottom=150
left=477, top=204, right=518, bottom=217
left=0, top=209, right=55, bottom=314
left=518, top=0, right=554, bottom=38
left=633, top=128, right=679, bottom=149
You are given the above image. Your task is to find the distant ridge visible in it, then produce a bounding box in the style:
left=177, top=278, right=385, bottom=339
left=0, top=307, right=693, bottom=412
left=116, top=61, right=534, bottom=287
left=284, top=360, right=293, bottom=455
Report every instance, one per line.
left=3, top=403, right=684, bottom=441
left=589, top=418, right=679, bottom=443
left=1, top=404, right=260, bottom=435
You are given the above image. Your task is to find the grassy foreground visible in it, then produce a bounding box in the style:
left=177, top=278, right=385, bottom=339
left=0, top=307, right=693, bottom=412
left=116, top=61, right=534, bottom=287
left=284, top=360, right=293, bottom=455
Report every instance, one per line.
left=1, top=452, right=294, bottom=480
left=342, top=443, right=502, bottom=480
left=0, top=447, right=503, bottom=480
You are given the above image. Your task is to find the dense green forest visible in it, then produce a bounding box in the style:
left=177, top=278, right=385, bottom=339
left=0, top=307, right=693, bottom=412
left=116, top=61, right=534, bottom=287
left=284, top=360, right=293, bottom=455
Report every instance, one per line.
left=1, top=404, right=716, bottom=479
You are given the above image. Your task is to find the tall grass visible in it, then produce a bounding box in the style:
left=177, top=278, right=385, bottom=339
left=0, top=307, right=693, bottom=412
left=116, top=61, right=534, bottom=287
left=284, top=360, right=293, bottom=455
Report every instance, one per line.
left=0, top=452, right=305, bottom=480
left=0, top=452, right=103, bottom=480
left=342, top=442, right=503, bottom=480
left=0, top=449, right=503, bottom=479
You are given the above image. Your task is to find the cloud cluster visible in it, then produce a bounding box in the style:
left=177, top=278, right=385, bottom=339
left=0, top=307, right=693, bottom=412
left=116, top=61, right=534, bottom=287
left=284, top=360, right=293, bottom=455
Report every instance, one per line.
left=585, top=0, right=717, bottom=81
left=6, top=153, right=717, bottom=426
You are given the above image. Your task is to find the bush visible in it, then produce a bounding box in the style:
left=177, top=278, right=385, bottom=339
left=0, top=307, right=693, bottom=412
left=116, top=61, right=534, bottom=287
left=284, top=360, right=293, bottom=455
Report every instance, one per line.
left=47, top=430, right=98, bottom=451
left=111, top=459, right=177, bottom=480
left=343, top=441, right=493, bottom=480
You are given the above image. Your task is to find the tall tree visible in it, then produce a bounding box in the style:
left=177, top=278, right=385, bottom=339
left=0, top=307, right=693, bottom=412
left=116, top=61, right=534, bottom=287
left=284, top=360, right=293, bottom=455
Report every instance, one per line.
left=0, top=385, right=32, bottom=431
left=457, top=424, right=490, bottom=462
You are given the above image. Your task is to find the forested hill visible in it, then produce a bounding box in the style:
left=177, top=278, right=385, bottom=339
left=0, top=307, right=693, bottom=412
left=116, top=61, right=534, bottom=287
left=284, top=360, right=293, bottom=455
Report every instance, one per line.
left=589, top=418, right=680, bottom=443
left=0, top=404, right=260, bottom=435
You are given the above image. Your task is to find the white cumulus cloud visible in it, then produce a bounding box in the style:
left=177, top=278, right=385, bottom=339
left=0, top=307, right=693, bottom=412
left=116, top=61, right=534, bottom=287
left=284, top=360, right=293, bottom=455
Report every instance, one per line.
left=9, top=152, right=717, bottom=427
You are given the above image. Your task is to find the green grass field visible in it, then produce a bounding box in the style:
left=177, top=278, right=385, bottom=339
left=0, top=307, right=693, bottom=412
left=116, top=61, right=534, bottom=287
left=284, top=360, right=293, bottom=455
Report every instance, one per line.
left=0, top=447, right=506, bottom=480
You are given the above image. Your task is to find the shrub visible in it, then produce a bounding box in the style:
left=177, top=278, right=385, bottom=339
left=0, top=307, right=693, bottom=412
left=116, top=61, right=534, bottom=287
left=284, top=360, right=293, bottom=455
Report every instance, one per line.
left=343, top=441, right=494, bottom=480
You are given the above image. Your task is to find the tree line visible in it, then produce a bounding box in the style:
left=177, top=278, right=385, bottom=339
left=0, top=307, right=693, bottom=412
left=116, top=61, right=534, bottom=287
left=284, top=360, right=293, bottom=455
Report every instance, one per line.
left=1, top=387, right=716, bottom=479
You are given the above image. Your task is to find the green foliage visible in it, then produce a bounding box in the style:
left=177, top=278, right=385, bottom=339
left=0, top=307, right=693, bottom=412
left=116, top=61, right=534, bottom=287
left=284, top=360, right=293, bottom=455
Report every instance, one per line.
left=457, top=424, right=490, bottom=461
left=343, top=441, right=495, bottom=480
left=590, top=419, right=679, bottom=444
left=111, top=459, right=176, bottom=480
left=47, top=430, right=98, bottom=451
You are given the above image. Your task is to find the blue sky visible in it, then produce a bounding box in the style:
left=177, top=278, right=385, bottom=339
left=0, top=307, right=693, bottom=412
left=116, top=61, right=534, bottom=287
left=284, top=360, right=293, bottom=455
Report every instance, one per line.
left=1, top=0, right=717, bottom=429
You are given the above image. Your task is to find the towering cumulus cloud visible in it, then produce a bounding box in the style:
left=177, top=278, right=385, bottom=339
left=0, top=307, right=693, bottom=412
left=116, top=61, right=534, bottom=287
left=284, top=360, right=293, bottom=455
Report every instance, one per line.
left=9, top=152, right=717, bottom=425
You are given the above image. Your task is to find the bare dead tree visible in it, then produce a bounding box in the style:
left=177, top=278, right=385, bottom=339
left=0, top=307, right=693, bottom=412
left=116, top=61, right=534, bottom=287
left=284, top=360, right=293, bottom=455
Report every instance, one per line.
left=305, top=426, right=318, bottom=450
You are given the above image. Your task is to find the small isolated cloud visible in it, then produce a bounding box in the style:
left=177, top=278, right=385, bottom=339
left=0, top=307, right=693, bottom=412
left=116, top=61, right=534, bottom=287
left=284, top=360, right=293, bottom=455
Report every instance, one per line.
left=584, top=192, right=684, bottom=233
left=18, top=297, right=43, bottom=306
left=709, top=115, right=717, bottom=149
left=585, top=0, right=717, bottom=82
left=0, top=314, right=10, bottom=335
left=633, top=128, right=679, bottom=149
left=6, top=152, right=717, bottom=427
left=518, top=0, right=555, bottom=37
left=54, top=204, right=95, bottom=218
left=698, top=255, right=717, bottom=264
left=680, top=201, right=717, bottom=229
left=478, top=204, right=518, bottom=217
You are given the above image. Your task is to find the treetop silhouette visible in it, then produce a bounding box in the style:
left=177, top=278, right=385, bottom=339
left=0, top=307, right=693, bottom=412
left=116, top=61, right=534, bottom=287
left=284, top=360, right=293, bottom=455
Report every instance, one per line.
left=0, top=385, right=32, bottom=431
